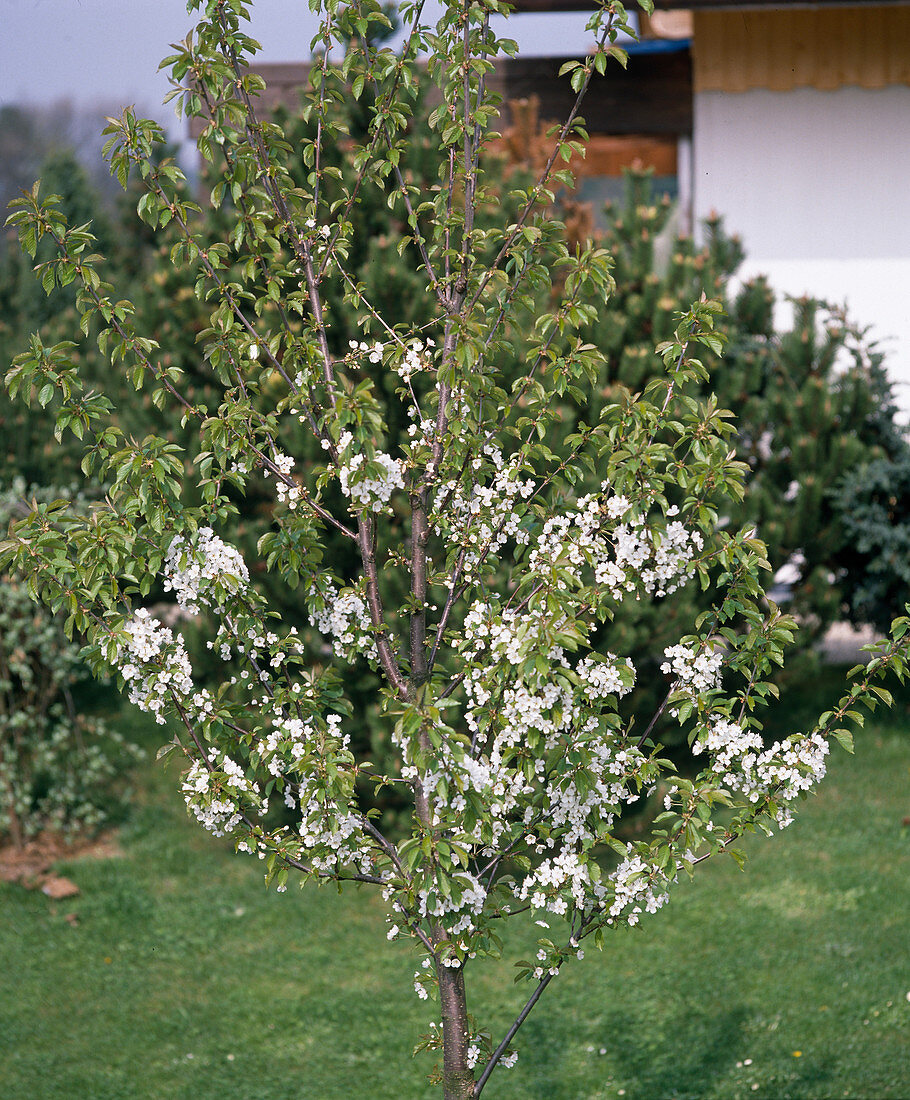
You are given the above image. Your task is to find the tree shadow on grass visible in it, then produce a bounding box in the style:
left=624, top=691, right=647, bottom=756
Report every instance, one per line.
left=513, top=999, right=753, bottom=1100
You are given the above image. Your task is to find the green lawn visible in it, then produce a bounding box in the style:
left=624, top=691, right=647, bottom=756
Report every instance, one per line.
left=1, top=688, right=909, bottom=1100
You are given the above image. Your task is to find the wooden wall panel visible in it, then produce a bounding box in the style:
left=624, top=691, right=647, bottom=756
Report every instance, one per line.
left=499, top=51, right=693, bottom=135
left=582, top=136, right=678, bottom=176
left=693, top=5, right=910, bottom=91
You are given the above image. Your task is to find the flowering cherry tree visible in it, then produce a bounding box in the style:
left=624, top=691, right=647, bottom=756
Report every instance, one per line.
left=3, top=1, right=909, bottom=1096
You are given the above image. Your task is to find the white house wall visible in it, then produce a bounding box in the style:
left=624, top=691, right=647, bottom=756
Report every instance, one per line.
left=693, top=86, right=910, bottom=416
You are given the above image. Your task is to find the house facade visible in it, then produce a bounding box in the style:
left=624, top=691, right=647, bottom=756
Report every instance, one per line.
left=683, top=2, right=910, bottom=412
left=511, top=0, right=910, bottom=412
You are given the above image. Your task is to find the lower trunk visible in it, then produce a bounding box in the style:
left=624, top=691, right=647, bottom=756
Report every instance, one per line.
left=438, top=962, right=474, bottom=1099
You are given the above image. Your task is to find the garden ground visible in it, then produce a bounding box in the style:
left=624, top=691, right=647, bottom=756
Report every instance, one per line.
left=1, top=672, right=908, bottom=1100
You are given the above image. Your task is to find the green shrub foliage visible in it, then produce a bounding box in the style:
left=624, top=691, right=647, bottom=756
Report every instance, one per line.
left=0, top=484, right=143, bottom=847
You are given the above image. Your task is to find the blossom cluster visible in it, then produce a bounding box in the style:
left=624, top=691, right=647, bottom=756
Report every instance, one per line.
left=576, top=654, right=635, bottom=701
left=117, top=609, right=195, bottom=725
left=386, top=600, right=650, bottom=929
left=163, top=526, right=249, bottom=613
left=309, top=584, right=378, bottom=664
left=269, top=450, right=303, bottom=509
left=528, top=491, right=704, bottom=600
left=297, top=794, right=365, bottom=873
left=516, top=848, right=597, bottom=918
left=336, top=430, right=405, bottom=512
left=661, top=641, right=724, bottom=708
left=296, top=719, right=369, bottom=876
left=693, top=717, right=829, bottom=826
left=415, top=871, right=487, bottom=937
left=395, top=337, right=434, bottom=382
left=259, top=714, right=319, bottom=779
left=182, top=753, right=261, bottom=837
left=304, top=216, right=331, bottom=259
left=348, top=338, right=384, bottom=365
left=606, top=849, right=671, bottom=926
left=466, top=1043, right=517, bottom=1071
left=431, top=445, right=534, bottom=575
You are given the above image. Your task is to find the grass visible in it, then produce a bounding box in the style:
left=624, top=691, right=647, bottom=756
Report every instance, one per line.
left=1, top=677, right=909, bottom=1099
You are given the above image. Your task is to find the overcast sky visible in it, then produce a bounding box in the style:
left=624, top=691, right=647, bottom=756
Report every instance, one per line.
left=2, top=0, right=600, bottom=135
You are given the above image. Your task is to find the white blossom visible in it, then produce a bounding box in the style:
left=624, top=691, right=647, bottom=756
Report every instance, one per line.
left=163, top=527, right=249, bottom=613
left=693, top=717, right=829, bottom=814
left=310, top=584, right=378, bottom=663
left=116, top=609, right=195, bottom=724
left=336, top=431, right=405, bottom=512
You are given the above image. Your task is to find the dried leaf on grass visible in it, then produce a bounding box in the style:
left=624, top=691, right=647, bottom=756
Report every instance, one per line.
left=40, top=875, right=81, bottom=899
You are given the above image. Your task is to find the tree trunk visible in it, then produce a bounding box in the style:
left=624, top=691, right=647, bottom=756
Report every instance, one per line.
left=410, top=448, right=474, bottom=1097
left=438, top=961, right=474, bottom=1099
